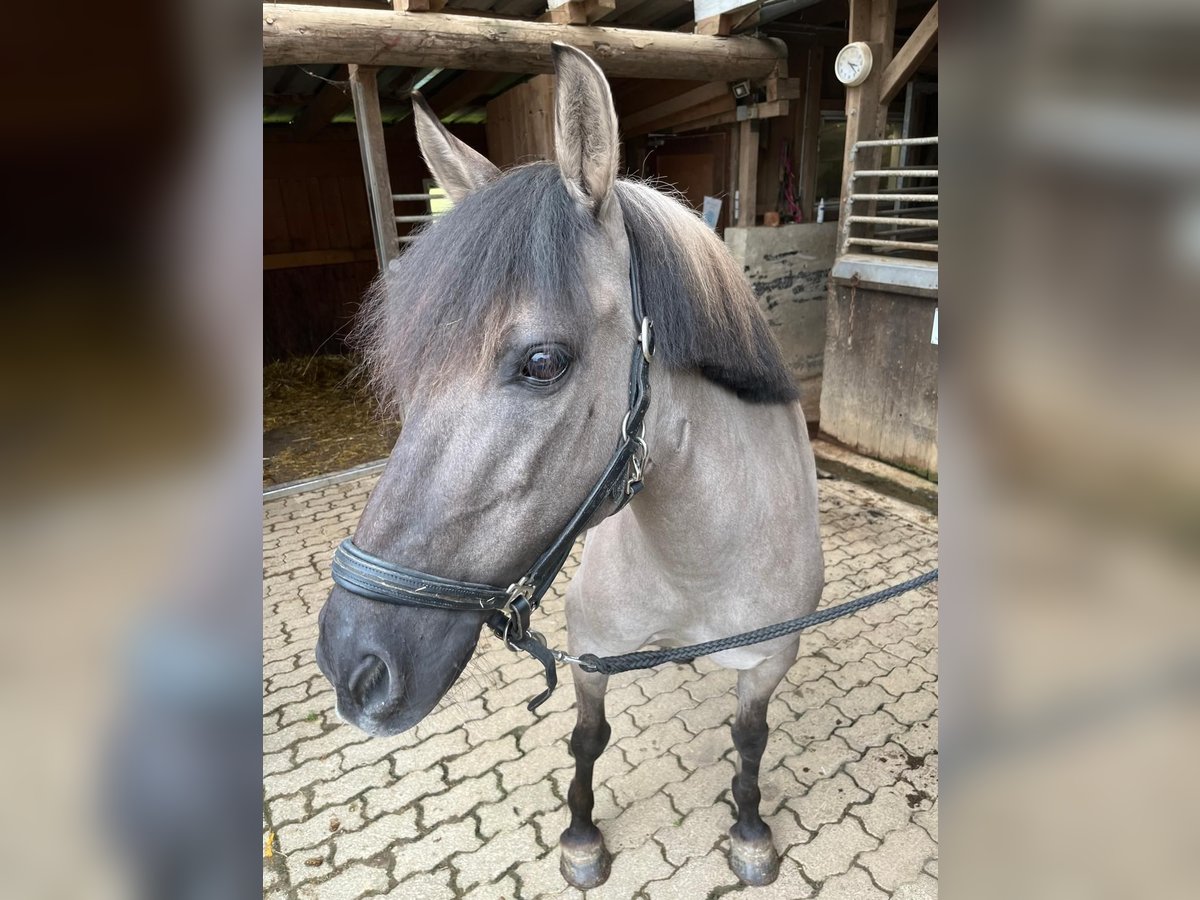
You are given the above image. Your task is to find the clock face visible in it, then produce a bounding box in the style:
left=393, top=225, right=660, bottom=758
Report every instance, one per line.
left=835, top=42, right=873, bottom=87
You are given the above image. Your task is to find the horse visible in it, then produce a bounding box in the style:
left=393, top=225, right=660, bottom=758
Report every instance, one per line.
left=315, top=43, right=823, bottom=889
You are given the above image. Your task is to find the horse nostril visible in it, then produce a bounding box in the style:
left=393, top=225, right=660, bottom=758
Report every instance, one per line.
left=349, top=655, right=394, bottom=713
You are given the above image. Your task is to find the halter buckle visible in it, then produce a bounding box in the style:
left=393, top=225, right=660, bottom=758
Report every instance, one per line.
left=639, top=317, right=655, bottom=363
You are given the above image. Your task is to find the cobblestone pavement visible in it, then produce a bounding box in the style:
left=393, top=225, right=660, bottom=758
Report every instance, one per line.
left=264, top=472, right=938, bottom=899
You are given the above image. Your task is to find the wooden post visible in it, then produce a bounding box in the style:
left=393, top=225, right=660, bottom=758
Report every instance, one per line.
left=349, top=65, right=399, bottom=269
left=879, top=1, right=938, bottom=106
left=736, top=118, right=759, bottom=226
left=797, top=45, right=823, bottom=220
left=546, top=0, right=616, bottom=25
left=837, top=0, right=896, bottom=256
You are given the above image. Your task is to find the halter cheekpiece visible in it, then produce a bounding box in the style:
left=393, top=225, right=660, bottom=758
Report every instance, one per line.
left=332, top=227, right=653, bottom=711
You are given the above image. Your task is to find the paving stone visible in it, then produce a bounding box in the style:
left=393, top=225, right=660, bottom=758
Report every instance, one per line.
left=446, top=734, right=522, bottom=782
left=362, top=766, right=446, bottom=818
left=829, top=683, right=894, bottom=720
left=837, top=709, right=904, bottom=752
left=460, top=873, right=518, bottom=900
left=377, top=870, right=455, bottom=899
left=312, top=761, right=392, bottom=811
left=677, top=697, right=734, bottom=735
left=268, top=791, right=308, bottom=827
left=604, top=792, right=680, bottom=852
left=265, top=718, right=325, bottom=755
left=653, top=803, right=734, bottom=866
left=332, top=808, right=419, bottom=866
left=421, top=772, right=502, bottom=828
left=294, top=862, right=388, bottom=900
left=780, top=705, right=847, bottom=745
left=391, top=818, right=482, bottom=875
left=453, top=824, right=540, bottom=890
left=480, top=780, right=562, bottom=845
left=390, top=730, right=471, bottom=776
left=849, top=783, right=917, bottom=840
left=663, top=758, right=736, bottom=813
left=885, top=687, right=939, bottom=726
left=264, top=755, right=342, bottom=800
left=913, top=798, right=938, bottom=842
left=672, top=724, right=730, bottom=772
left=608, top=752, right=687, bottom=807
left=496, top=743, right=571, bottom=792
left=277, top=800, right=368, bottom=854
left=780, top=735, right=859, bottom=786
left=644, top=849, right=738, bottom=899
left=792, top=818, right=879, bottom=880
left=339, top=730, right=421, bottom=771
left=794, top=773, right=869, bottom=832
left=844, top=742, right=910, bottom=794
left=895, top=716, right=938, bottom=759
left=859, top=824, right=937, bottom=891
left=892, top=873, right=939, bottom=900
left=615, top=717, right=692, bottom=767
left=813, top=866, right=888, bottom=900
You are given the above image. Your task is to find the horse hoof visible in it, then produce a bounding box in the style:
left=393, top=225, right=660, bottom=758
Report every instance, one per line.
left=559, top=835, right=611, bottom=889
left=728, top=833, right=780, bottom=886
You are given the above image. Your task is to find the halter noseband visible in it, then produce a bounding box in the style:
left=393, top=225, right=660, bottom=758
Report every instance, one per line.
left=331, top=229, right=653, bottom=712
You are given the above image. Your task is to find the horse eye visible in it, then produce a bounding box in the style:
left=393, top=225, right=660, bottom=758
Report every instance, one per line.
left=520, top=346, right=570, bottom=385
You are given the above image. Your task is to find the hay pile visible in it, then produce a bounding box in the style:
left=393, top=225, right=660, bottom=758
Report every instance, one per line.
left=263, top=355, right=400, bottom=487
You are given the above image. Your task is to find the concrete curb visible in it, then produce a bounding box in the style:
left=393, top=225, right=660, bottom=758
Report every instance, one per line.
left=812, top=438, right=938, bottom=513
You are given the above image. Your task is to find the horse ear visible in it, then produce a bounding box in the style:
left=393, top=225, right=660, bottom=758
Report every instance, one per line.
left=411, top=92, right=499, bottom=203
left=551, top=43, right=619, bottom=215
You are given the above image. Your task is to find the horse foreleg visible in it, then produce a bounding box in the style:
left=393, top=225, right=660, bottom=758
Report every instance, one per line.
left=728, top=652, right=793, bottom=885
left=559, top=667, right=611, bottom=889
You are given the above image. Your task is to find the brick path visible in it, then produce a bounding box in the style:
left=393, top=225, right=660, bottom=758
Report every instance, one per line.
left=264, top=472, right=938, bottom=899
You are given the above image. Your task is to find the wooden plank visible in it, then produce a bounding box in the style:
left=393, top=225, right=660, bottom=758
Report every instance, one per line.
left=349, top=65, right=400, bottom=268
left=394, top=0, right=447, bottom=10
left=879, top=1, right=937, bottom=105
left=305, top=176, right=332, bottom=249
left=736, top=118, right=759, bottom=226
left=264, top=249, right=378, bottom=270
left=639, top=93, right=736, bottom=135
left=621, top=82, right=729, bottom=134
left=319, top=177, right=352, bottom=248
left=264, top=179, right=291, bottom=254
left=263, top=5, right=788, bottom=82
left=279, top=178, right=317, bottom=251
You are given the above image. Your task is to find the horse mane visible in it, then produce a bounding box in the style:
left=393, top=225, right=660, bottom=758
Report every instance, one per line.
left=355, top=162, right=797, bottom=412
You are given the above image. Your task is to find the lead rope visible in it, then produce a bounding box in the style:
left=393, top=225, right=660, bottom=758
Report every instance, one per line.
left=514, top=569, right=939, bottom=711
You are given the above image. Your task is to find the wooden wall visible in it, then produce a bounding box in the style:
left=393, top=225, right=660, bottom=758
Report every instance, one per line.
left=263, top=123, right=486, bottom=361
left=485, top=75, right=555, bottom=168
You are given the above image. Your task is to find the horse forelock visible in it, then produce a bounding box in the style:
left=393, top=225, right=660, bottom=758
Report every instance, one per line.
left=355, top=162, right=797, bottom=412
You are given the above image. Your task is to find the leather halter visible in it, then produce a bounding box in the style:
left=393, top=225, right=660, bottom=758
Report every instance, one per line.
left=331, top=228, right=653, bottom=711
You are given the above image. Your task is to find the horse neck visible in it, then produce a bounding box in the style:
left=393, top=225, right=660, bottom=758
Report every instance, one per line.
left=623, top=366, right=811, bottom=571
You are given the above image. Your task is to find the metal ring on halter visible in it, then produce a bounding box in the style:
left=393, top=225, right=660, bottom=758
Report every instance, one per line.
left=639, top=317, right=655, bottom=363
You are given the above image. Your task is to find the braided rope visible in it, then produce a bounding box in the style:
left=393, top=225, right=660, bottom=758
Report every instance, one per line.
left=575, top=569, right=939, bottom=675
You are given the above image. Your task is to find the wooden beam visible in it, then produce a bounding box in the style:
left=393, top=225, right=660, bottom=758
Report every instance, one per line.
left=263, top=5, right=788, bottom=82
left=693, top=0, right=759, bottom=37
left=622, top=82, right=730, bottom=134
left=263, top=248, right=377, bottom=270
left=879, top=2, right=937, bottom=105
left=348, top=65, right=399, bottom=269
left=736, top=118, right=759, bottom=226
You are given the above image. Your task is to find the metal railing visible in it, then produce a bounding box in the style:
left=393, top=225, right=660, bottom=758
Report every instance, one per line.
left=393, top=191, right=446, bottom=244
left=839, top=135, right=938, bottom=263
